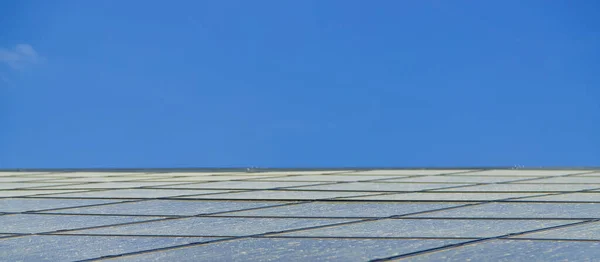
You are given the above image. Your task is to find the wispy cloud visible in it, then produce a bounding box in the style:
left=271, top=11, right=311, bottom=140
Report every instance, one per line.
left=0, top=44, right=41, bottom=70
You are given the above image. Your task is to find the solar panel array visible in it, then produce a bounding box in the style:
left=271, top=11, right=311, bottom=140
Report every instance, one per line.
left=2, top=169, right=600, bottom=261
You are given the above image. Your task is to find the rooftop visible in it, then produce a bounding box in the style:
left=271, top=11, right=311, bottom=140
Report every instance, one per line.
left=2, top=168, right=600, bottom=261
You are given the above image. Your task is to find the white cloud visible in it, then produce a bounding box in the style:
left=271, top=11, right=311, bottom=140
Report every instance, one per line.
left=0, top=44, right=41, bottom=70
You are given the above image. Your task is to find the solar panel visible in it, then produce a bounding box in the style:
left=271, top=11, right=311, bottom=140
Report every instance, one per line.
left=1, top=169, right=600, bottom=261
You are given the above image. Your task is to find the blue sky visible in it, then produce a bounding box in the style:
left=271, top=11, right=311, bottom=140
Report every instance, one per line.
left=1, top=0, right=599, bottom=168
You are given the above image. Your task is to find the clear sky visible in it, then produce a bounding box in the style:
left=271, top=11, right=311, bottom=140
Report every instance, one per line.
left=1, top=0, right=599, bottom=168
